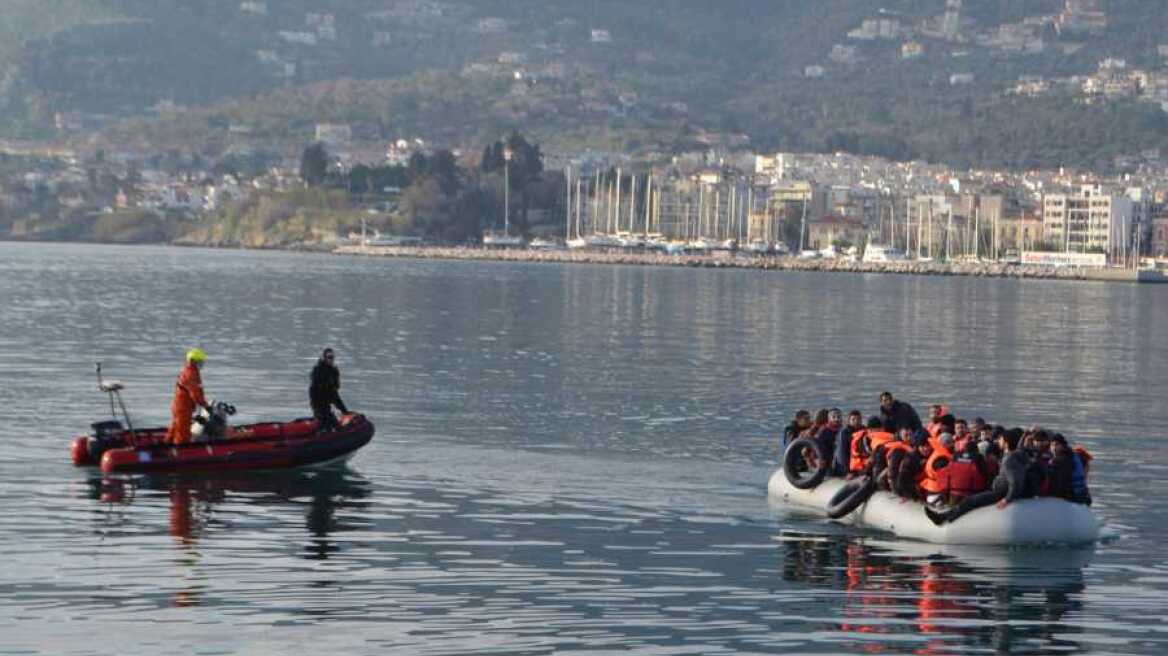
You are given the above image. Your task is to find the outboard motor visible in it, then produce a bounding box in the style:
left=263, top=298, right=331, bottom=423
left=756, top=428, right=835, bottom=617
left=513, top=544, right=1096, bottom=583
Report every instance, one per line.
left=74, top=419, right=126, bottom=465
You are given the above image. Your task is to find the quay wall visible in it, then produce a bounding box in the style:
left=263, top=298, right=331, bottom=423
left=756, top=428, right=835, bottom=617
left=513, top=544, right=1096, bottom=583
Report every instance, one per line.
left=333, top=245, right=1168, bottom=284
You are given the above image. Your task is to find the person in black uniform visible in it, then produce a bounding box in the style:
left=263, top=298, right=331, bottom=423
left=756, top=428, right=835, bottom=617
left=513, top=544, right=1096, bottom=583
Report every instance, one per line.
left=310, top=348, right=349, bottom=431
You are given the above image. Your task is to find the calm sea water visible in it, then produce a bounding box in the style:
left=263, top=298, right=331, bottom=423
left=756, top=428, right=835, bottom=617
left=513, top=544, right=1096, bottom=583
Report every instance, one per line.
left=1, top=242, right=1166, bottom=655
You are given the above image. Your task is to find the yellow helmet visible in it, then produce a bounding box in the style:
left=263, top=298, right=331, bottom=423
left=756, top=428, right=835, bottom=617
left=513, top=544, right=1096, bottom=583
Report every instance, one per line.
left=186, top=348, right=207, bottom=363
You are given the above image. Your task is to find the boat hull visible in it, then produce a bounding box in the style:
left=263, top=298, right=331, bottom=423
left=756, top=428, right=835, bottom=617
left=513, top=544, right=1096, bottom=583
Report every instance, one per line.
left=767, top=469, right=1100, bottom=545
left=73, top=415, right=375, bottom=474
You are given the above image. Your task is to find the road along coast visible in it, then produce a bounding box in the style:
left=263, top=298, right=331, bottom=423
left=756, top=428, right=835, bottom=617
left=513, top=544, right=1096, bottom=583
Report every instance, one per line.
left=334, top=244, right=1168, bottom=284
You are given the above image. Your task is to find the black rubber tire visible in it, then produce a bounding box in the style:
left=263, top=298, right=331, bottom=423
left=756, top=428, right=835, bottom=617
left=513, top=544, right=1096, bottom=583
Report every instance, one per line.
left=783, top=436, right=830, bottom=490
left=827, top=475, right=876, bottom=519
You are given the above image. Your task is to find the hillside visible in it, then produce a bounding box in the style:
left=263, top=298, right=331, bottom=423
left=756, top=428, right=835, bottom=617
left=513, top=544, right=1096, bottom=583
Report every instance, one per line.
left=5, top=1, right=1168, bottom=171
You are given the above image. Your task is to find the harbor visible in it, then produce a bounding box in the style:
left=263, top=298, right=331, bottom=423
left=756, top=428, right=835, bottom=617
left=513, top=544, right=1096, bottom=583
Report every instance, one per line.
left=334, top=243, right=1168, bottom=283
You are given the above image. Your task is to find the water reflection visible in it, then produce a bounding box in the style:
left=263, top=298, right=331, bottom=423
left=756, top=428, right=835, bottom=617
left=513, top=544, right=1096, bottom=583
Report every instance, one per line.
left=85, top=468, right=373, bottom=556
left=778, top=532, right=1092, bottom=653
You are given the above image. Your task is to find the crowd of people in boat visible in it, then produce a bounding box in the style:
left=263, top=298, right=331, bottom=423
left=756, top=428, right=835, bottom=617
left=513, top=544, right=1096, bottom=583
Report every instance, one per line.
left=782, top=391, right=1093, bottom=526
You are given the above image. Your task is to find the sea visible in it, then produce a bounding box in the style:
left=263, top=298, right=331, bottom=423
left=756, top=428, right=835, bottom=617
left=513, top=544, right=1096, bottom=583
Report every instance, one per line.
left=0, top=242, right=1165, bottom=655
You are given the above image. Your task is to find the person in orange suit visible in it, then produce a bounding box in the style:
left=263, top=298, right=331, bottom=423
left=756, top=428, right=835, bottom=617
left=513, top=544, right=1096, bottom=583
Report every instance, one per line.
left=166, top=348, right=210, bottom=445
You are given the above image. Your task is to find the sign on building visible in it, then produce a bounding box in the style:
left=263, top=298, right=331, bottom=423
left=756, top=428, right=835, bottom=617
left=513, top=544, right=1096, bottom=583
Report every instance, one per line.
left=1021, top=251, right=1107, bottom=268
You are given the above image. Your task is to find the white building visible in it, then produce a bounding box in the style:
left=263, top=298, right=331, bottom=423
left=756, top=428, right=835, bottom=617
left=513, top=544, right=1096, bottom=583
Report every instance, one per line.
left=590, top=29, right=612, bottom=44
left=1042, top=184, right=1133, bottom=258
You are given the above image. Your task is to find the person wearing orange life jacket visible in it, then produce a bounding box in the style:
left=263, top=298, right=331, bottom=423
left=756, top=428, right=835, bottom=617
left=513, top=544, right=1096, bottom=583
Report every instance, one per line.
left=892, top=430, right=932, bottom=501
left=876, top=429, right=916, bottom=491
left=935, top=438, right=990, bottom=504
left=919, top=432, right=955, bottom=502
left=849, top=416, right=892, bottom=475
left=166, top=348, right=211, bottom=446
left=861, top=424, right=910, bottom=490
left=953, top=418, right=974, bottom=452
left=832, top=410, right=864, bottom=476
left=928, top=414, right=956, bottom=452
left=926, top=428, right=1038, bottom=525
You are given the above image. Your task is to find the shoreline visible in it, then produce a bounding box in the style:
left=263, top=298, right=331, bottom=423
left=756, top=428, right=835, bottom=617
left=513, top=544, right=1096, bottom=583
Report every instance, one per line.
left=5, top=239, right=1163, bottom=283
left=334, top=244, right=1168, bottom=284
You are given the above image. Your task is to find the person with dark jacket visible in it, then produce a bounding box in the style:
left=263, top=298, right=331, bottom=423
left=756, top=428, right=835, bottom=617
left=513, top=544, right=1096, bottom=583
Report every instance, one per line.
left=309, top=348, right=349, bottom=430
left=812, top=408, right=843, bottom=468
left=926, top=428, right=1038, bottom=525
left=879, top=391, right=923, bottom=434
left=1046, top=441, right=1076, bottom=501
left=892, top=430, right=932, bottom=501
left=833, top=410, right=864, bottom=476
left=782, top=409, right=812, bottom=449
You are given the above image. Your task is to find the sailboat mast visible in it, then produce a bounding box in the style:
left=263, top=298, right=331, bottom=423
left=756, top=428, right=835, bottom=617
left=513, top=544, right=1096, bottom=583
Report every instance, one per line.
left=946, top=205, right=953, bottom=261
left=644, top=174, right=652, bottom=236
left=799, top=196, right=808, bottom=252
left=974, top=206, right=980, bottom=259
left=564, top=166, right=571, bottom=242
left=575, top=176, right=582, bottom=239
left=628, top=174, right=636, bottom=235
left=614, top=168, right=622, bottom=234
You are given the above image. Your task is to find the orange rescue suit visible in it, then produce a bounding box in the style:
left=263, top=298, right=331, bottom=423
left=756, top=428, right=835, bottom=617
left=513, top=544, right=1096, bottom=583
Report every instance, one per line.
left=167, top=362, right=207, bottom=445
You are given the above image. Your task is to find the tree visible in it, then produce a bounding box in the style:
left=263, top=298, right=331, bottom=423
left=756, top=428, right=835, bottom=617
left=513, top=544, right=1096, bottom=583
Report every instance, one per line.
left=299, top=142, right=329, bottom=187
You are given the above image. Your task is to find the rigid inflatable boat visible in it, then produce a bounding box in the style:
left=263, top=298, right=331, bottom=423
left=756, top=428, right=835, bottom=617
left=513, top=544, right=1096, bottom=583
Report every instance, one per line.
left=768, top=469, right=1101, bottom=546
left=71, top=365, right=375, bottom=474
left=73, top=412, right=375, bottom=474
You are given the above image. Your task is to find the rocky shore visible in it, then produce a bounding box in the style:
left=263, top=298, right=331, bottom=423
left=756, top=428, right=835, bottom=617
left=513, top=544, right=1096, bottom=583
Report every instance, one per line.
left=333, top=244, right=1166, bottom=284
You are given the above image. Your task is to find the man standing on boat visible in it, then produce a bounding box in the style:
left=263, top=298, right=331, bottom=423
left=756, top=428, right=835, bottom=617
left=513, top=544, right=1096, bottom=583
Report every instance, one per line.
left=166, top=348, right=211, bottom=445
left=310, top=348, right=349, bottom=431
left=879, top=391, right=922, bottom=434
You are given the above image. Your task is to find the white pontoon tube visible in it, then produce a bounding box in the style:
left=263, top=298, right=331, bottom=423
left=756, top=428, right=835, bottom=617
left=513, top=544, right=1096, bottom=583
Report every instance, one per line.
left=768, top=470, right=1101, bottom=546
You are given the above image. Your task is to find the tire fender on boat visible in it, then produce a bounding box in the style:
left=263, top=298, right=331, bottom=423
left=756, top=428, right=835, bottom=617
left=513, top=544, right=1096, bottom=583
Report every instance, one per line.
left=826, top=475, right=876, bottom=519
left=783, top=437, right=830, bottom=490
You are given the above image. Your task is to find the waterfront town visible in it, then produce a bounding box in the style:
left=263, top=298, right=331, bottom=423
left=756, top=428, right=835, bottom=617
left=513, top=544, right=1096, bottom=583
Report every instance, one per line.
left=5, top=125, right=1168, bottom=274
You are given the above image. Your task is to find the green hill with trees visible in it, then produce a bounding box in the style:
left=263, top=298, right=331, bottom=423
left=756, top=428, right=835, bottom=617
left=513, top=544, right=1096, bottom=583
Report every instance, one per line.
left=5, top=1, right=1168, bottom=171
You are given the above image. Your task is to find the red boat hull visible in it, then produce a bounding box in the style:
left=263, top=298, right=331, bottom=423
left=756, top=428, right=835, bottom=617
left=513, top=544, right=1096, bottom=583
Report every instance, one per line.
left=71, top=414, right=374, bottom=474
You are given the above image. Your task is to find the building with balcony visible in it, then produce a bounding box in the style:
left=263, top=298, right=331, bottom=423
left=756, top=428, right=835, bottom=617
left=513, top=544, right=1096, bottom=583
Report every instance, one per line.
left=1042, top=184, right=1133, bottom=257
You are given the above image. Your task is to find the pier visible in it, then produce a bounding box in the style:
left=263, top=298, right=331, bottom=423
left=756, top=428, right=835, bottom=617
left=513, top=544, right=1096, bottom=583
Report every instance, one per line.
left=333, top=245, right=1168, bottom=284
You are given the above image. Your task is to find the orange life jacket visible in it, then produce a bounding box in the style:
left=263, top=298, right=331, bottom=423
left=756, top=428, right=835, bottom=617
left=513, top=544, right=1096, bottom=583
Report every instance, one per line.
left=848, top=429, right=870, bottom=473
left=919, top=446, right=953, bottom=494
left=849, top=429, right=895, bottom=473
left=882, top=440, right=912, bottom=458
left=866, top=430, right=896, bottom=452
